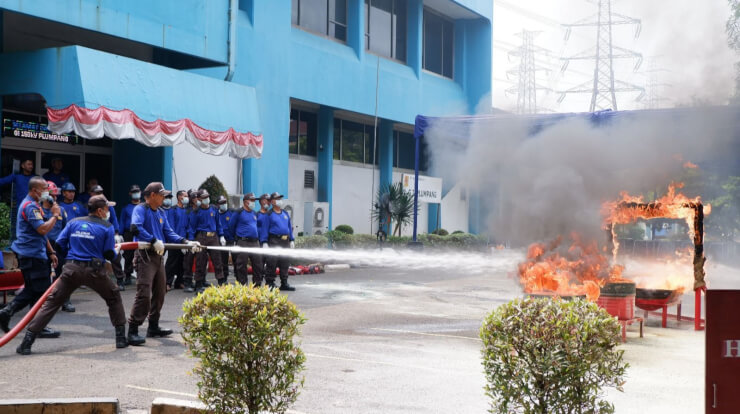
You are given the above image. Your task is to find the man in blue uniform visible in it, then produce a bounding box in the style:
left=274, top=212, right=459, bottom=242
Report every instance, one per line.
left=90, top=184, right=125, bottom=289
left=119, top=184, right=141, bottom=287
left=76, top=177, right=98, bottom=206
left=182, top=189, right=200, bottom=293
left=59, top=183, right=88, bottom=220
left=41, top=181, right=75, bottom=313
left=0, top=176, right=63, bottom=337
left=216, top=195, right=235, bottom=283
left=127, top=182, right=200, bottom=345
left=262, top=192, right=296, bottom=291
left=42, top=157, right=71, bottom=190
left=231, top=193, right=264, bottom=286
left=165, top=190, right=189, bottom=289
left=190, top=189, right=225, bottom=292
left=0, top=159, right=36, bottom=239
left=15, top=195, right=130, bottom=354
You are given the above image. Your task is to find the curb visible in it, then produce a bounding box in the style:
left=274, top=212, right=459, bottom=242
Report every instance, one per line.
left=151, top=397, right=207, bottom=414
left=0, top=398, right=118, bottom=413
left=324, top=264, right=351, bottom=272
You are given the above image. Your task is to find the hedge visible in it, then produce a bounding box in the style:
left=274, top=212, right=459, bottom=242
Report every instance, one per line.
left=294, top=232, right=489, bottom=250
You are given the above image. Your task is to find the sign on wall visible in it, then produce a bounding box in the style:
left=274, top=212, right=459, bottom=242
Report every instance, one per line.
left=402, top=173, right=442, bottom=203
left=2, top=117, right=80, bottom=144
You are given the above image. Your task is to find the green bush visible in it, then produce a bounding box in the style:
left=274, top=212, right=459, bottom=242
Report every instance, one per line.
left=199, top=175, right=228, bottom=201
left=295, top=234, right=329, bottom=249
left=180, top=284, right=306, bottom=414
left=452, top=230, right=464, bottom=234
left=334, top=224, right=354, bottom=234
left=0, top=202, right=10, bottom=247
left=480, top=297, right=627, bottom=414
left=431, top=228, right=449, bottom=236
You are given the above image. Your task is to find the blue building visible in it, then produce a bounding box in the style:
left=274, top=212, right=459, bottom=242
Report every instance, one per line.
left=0, top=0, right=492, bottom=235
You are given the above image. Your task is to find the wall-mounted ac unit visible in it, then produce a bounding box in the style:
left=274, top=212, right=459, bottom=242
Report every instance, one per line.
left=282, top=200, right=295, bottom=222
left=304, top=202, right=329, bottom=235
left=228, top=194, right=243, bottom=210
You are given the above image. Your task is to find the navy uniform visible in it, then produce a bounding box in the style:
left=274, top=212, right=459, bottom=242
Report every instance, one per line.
left=182, top=190, right=200, bottom=292
left=90, top=185, right=125, bottom=289
left=189, top=189, right=225, bottom=291
left=164, top=191, right=188, bottom=288
left=59, top=183, right=88, bottom=219
left=262, top=192, right=296, bottom=291
left=127, top=182, right=192, bottom=345
left=119, top=184, right=142, bottom=285
left=216, top=195, right=235, bottom=282
left=16, top=195, right=129, bottom=355
left=231, top=193, right=263, bottom=285
left=41, top=181, right=75, bottom=313
left=0, top=178, right=62, bottom=337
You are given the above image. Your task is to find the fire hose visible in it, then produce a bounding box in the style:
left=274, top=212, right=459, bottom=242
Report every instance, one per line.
left=0, top=241, right=193, bottom=348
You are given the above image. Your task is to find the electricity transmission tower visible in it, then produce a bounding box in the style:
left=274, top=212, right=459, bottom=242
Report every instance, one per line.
left=506, top=30, right=552, bottom=114
left=642, top=57, right=672, bottom=109
left=558, top=0, right=645, bottom=111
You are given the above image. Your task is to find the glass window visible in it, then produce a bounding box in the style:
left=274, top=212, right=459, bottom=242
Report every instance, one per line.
left=396, top=131, right=415, bottom=169
left=333, top=118, right=341, bottom=160
left=341, top=120, right=364, bottom=163
left=423, top=8, right=454, bottom=78
left=293, top=0, right=347, bottom=42
left=289, top=109, right=318, bottom=157
left=365, top=0, right=406, bottom=61
left=364, top=125, right=379, bottom=165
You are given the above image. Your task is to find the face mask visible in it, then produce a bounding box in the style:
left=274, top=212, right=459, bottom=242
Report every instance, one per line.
left=131, top=192, right=141, bottom=200
left=275, top=199, right=285, bottom=208
left=219, top=204, right=227, bottom=212
left=41, top=191, right=50, bottom=200
left=247, top=201, right=255, bottom=210
left=182, top=197, right=189, bottom=205
left=195, top=200, right=202, bottom=207
left=163, top=198, right=172, bottom=207
left=105, top=211, right=111, bottom=221
left=201, top=198, right=210, bottom=207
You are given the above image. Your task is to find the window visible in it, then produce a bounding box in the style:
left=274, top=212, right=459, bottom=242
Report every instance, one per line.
left=393, top=130, right=428, bottom=170
left=292, top=0, right=347, bottom=42
left=365, top=0, right=406, bottom=61
left=423, top=8, right=454, bottom=78
left=289, top=109, right=318, bottom=157
left=333, top=119, right=379, bottom=165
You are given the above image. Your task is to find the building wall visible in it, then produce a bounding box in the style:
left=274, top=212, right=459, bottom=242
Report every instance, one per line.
left=441, top=183, right=469, bottom=233
left=172, top=142, right=241, bottom=195
left=287, top=157, right=318, bottom=234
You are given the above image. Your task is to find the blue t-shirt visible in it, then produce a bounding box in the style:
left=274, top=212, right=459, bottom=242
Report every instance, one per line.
left=119, top=202, right=139, bottom=234
left=218, top=210, right=235, bottom=241
left=167, top=206, right=189, bottom=239
left=257, top=211, right=270, bottom=243
left=56, top=216, right=115, bottom=261
left=107, top=205, right=119, bottom=234
left=131, top=203, right=184, bottom=244
left=11, top=195, right=49, bottom=260
left=189, top=206, right=223, bottom=236
left=265, top=209, right=294, bottom=241
left=43, top=205, right=68, bottom=241
left=232, top=208, right=260, bottom=239
left=0, top=173, right=34, bottom=208
left=60, top=200, right=88, bottom=220
left=77, top=192, right=91, bottom=206
left=42, top=171, right=71, bottom=189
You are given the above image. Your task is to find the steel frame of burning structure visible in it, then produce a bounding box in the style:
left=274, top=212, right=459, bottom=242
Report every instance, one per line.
left=604, top=195, right=707, bottom=330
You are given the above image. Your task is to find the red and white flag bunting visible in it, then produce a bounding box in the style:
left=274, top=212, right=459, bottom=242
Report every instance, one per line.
left=47, top=104, right=263, bottom=159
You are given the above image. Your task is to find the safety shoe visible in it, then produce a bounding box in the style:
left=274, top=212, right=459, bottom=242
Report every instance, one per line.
left=0, top=303, right=16, bottom=332
left=117, top=279, right=126, bottom=291
left=279, top=283, right=296, bottom=292
left=38, top=327, right=61, bottom=338
left=147, top=321, right=173, bottom=338
left=16, top=330, right=37, bottom=355
left=61, top=301, right=76, bottom=313
left=115, top=325, right=129, bottom=348
left=127, top=324, right=146, bottom=346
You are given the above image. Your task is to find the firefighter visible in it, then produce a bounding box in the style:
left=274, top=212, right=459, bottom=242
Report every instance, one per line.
left=59, top=183, right=88, bottom=220
left=89, top=185, right=125, bottom=289
left=262, top=192, right=296, bottom=291
left=41, top=181, right=75, bottom=313
left=15, top=195, right=129, bottom=354
left=190, top=189, right=225, bottom=292
left=231, top=193, right=263, bottom=286
left=165, top=190, right=188, bottom=289
left=216, top=195, right=235, bottom=283
left=118, top=184, right=142, bottom=287
left=182, top=189, right=200, bottom=293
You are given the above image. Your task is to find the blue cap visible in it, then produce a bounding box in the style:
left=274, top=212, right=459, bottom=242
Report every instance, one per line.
left=61, top=182, right=77, bottom=192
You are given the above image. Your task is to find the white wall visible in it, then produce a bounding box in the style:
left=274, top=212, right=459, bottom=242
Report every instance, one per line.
left=391, top=171, right=427, bottom=236
left=287, top=157, right=318, bottom=234
left=332, top=162, right=379, bottom=235
left=441, top=182, right=469, bottom=233
left=171, top=143, right=240, bottom=193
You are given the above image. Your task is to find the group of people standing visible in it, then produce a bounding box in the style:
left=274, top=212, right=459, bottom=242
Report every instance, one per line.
left=160, top=189, right=296, bottom=293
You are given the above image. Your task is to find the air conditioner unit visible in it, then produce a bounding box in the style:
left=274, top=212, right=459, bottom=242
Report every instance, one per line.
left=282, top=200, right=295, bottom=221
left=228, top=194, right=243, bottom=210
left=304, top=202, right=329, bottom=235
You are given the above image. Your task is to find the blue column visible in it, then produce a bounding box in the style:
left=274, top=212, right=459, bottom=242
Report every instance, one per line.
left=428, top=203, right=440, bottom=233
left=347, top=0, right=364, bottom=59
left=407, top=0, right=423, bottom=78
left=317, top=106, right=334, bottom=229
left=162, top=146, right=173, bottom=190
left=241, top=158, right=258, bottom=194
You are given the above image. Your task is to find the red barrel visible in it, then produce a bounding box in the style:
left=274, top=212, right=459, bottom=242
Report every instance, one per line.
left=597, top=294, right=635, bottom=320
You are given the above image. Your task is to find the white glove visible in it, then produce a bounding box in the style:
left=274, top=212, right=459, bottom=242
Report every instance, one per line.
left=186, top=240, right=202, bottom=253
left=262, top=243, right=269, bottom=249
left=219, top=236, right=226, bottom=246
left=115, top=234, right=124, bottom=244
left=290, top=241, right=295, bottom=249
left=153, top=239, right=165, bottom=256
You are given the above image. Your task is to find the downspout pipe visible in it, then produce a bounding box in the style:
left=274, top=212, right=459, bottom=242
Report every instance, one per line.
left=224, top=0, right=238, bottom=81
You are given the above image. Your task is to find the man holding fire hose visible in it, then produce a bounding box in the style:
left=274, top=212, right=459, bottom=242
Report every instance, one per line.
left=119, top=184, right=142, bottom=288
left=0, top=177, right=62, bottom=337
left=182, top=189, right=200, bottom=293
left=126, top=182, right=201, bottom=345
left=41, top=181, right=75, bottom=313
left=190, top=189, right=226, bottom=292
left=231, top=193, right=264, bottom=286
left=15, top=194, right=129, bottom=354
left=262, top=192, right=296, bottom=291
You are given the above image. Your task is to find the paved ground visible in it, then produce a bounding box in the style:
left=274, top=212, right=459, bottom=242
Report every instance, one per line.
left=0, top=261, right=735, bottom=413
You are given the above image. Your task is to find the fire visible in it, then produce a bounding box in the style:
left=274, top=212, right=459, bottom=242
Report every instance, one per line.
left=683, top=161, right=698, bottom=169
left=624, top=248, right=694, bottom=294
left=518, top=234, right=624, bottom=301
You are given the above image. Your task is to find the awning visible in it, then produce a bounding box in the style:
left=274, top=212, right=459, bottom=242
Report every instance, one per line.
left=0, top=46, right=263, bottom=159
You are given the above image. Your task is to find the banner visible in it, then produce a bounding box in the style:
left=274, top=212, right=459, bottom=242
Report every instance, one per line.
left=402, top=173, right=442, bottom=203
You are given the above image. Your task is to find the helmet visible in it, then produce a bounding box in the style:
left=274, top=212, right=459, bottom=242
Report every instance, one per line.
left=46, top=181, right=60, bottom=196
left=61, top=182, right=76, bottom=192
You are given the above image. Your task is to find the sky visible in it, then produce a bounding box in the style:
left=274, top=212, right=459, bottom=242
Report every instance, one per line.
left=491, top=0, right=738, bottom=113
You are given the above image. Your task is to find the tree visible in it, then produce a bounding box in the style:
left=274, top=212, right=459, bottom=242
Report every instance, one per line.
left=199, top=175, right=228, bottom=201
left=372, top=182, right=417, bottom=236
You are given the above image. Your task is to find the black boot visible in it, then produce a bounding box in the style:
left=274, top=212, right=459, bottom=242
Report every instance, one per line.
left=61, top=300, right=75, bottom=313
left=38, top=327, right=61, bottom=338
left=0, top=302, right=19, bottom=333
left=147, top=320, right=173, bottom=338
left=127, top=324, right=146, bottom=346
left=117, top=278, right=126, bottom=291
left=16, top=330, right=37, bottom=355
left=217, top=278, right=227, bottom=286
left=279, top=282, right=296, bottom=291
left=124, top=275, right=133, bottom=286
left=115, top=325, right=129, bottom=349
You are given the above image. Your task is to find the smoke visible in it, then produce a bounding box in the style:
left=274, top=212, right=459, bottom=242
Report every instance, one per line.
left=425, top=106, right=739, bottom=246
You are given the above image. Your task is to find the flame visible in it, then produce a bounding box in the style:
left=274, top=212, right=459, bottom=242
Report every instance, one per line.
left=518, top=234, right=624, bottom=301
left=683, top=161, right=698, bottom=169
left=624, top=248, right=695, bottom=294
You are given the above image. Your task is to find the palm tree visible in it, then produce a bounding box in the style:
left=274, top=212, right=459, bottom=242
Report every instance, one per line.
left=372, top=182, right=417, bottom=236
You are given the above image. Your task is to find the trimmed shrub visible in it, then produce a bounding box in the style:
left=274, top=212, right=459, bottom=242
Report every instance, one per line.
left=295, top=235, right=329, bottom=249
left=0, top=202, right=10, bottom=247
left=431, top=228, right=449, bottom=236
left=452, top=230, right=465, bottom=234
left=199, top=175, right=228, bottom=201
left=480, top=297, right=627, bottom=414
left=334, top=224, right=354, bottom=234
left=180, top=284, right=306, bottom=414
